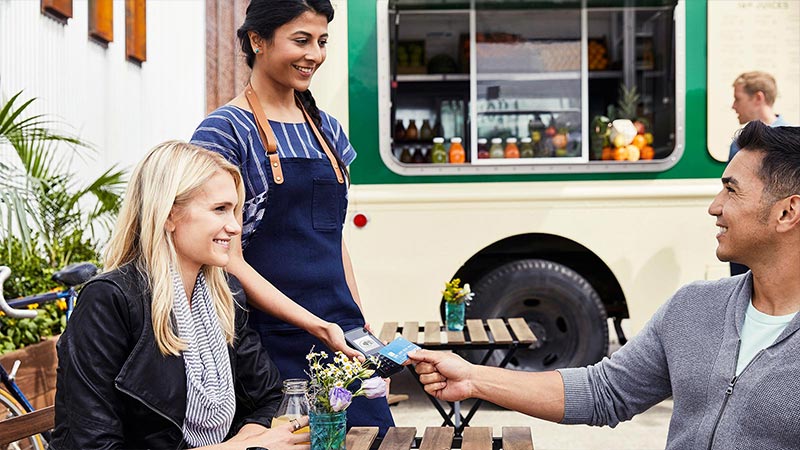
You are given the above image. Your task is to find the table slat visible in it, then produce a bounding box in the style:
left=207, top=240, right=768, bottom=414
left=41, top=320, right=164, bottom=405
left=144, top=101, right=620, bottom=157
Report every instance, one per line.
left=461, top=426, right=492, bottom=450
left=419, top=426, right=455, bottom=450
left=487, top=318, right=513, bottom=344
left=502, top=426, right=535, bottom=450
left=507, top=317, right=537, bottom=344
left=379, top=322, right=398, bottom=344
left=346, top=427, right=379, bottom=450
left=466, top=319, right=489, bottom=344
left=424, top=321, right=441, bottom=345
left=377, top=427, right=417, bottom=450
left=402, top=321, right=419, bottom=344
left=446, top=330, right=465, bottom=345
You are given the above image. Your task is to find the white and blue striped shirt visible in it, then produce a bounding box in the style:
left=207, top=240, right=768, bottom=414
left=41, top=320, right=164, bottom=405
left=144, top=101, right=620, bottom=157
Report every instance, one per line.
left=191, top=105, right=356, bottom=246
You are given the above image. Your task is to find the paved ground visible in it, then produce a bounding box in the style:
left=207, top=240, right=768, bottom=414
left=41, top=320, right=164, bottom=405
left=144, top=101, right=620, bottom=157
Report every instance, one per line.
left=388, top=369, right=672, bottom=450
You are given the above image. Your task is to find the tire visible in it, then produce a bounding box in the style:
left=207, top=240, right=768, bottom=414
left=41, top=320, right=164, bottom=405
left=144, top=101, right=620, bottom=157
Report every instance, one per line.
left=0, top=389, right=46, bottom=450
left=462, top=259, right=608, bottom=371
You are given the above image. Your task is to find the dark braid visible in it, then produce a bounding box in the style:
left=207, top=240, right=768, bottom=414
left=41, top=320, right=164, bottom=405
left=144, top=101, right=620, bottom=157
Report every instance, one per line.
left=296, top=89, right=350, bottom=182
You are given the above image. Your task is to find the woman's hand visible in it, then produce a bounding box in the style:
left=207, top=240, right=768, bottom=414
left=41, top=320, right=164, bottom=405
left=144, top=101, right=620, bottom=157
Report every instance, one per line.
left=225, top=417, right=310, bottom=450
left=317, top=322, right=364, bottom=361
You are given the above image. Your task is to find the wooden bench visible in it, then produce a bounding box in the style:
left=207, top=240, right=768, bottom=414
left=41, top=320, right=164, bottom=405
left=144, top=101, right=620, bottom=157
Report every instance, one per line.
left=378, top=318, right=538, bottom=434
left=0, top=405, right=54, bottom=444
left=347, top=426, right=535, bottom=450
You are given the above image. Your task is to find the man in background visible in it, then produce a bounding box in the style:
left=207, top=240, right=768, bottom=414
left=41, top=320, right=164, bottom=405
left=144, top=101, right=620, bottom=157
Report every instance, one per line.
left=729, top=71, right=788, bottom=159
left=728, top=71, right=789, bottom=275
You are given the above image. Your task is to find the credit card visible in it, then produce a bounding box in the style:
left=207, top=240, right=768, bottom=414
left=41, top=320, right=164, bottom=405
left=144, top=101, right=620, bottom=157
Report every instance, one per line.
left=378, top=336, right=421, bottom=365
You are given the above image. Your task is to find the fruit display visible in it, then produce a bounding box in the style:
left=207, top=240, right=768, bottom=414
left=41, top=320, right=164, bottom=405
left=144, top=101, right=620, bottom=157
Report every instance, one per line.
left=588, top=38, right=609, bottom=71
left=593, top=84, right=656, bottom=162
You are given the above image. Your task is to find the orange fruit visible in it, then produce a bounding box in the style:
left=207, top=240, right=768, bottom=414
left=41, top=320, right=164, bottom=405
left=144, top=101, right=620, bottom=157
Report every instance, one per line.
left=612, top=146, right=628, bottom=161
left=601, top=146, right=612, bottom=160
left=641, top=145, right=654, bottom=160
left=632, top=134, right=647, bottom=150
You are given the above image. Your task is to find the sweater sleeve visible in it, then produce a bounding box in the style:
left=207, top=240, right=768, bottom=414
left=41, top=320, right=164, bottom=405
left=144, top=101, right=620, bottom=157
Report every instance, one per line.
left=558, top=300, right=672, bottom=427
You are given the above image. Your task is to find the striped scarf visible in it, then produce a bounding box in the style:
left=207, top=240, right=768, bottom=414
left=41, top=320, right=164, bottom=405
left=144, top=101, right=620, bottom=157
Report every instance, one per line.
left=171, top=269, right=235, bottom=446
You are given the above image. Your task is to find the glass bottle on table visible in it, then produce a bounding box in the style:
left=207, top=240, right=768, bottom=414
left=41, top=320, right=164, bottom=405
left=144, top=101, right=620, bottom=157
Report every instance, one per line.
left=271, top=379, right=310, bottom=435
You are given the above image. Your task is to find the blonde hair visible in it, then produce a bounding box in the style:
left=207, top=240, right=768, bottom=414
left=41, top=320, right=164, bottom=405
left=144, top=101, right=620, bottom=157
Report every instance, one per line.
left=105, top=141, right=245, bottom=356
left=733, top=71, right=778, bottom=106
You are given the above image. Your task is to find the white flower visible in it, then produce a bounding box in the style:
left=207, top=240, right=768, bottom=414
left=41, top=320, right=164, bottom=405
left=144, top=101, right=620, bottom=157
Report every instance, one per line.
left=361, top=377, right=388, bottom=399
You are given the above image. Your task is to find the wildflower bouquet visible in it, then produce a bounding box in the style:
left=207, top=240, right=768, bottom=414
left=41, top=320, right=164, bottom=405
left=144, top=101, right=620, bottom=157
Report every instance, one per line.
left=305, top=349, right=387, bottom=450
left=442, top=278, right=475, bottom=305
left=305, top=349, right=387, bottom=413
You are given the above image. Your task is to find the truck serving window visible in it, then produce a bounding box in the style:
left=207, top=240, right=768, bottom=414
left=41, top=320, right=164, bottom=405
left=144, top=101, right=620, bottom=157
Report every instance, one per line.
left=377, top=0, right=682, bottom=175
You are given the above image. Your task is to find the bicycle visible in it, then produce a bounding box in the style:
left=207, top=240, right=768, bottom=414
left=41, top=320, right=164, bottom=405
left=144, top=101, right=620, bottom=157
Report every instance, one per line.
left=0, top=262, right=97, bottom=450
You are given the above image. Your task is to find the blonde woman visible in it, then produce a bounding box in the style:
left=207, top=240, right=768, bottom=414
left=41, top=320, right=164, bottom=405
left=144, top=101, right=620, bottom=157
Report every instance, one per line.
left=50, top=141, right=309, bottom=449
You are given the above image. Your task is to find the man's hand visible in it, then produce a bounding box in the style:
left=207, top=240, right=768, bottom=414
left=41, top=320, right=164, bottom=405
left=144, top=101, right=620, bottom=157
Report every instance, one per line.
left=408, top=349, right=475, bottom=402
left=317, top=322, right=364, bottom=361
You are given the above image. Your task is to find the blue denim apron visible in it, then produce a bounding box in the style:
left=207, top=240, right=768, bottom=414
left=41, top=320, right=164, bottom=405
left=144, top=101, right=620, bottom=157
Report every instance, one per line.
left=242, top=89, right=394, bottom=434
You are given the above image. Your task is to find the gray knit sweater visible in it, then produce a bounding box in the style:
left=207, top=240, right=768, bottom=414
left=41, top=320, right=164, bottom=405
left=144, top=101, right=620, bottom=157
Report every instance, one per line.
left=559, top=273, right=800, bottom=450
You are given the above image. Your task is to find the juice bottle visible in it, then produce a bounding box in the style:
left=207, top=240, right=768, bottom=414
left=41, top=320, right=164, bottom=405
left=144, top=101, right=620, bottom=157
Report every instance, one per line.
left=394, top=119, right=406, bottom=141
left=412, top=147, right=425, bottom=163
left=431, top=137, right=448, bottom=163
left=405, top=119, right=418, bottom=140
left=477, top=138, right=489, bottom=159
left=489, top=138, right=504, bottom=158
left=519, top=137, right=534, bottom=158
left=419, top=119, right=433, bottom=141
left=271, top=379, right=310, bottom=436
left=504, top=137, right=520, bottom=158
left=399, top=146, right=412, bottom=163
left=449, top=137, right=465, bottom=164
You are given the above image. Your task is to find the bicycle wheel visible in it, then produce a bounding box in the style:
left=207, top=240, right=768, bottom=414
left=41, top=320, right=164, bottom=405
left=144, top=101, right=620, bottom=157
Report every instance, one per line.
left=0, top=389, right=46, bottom=450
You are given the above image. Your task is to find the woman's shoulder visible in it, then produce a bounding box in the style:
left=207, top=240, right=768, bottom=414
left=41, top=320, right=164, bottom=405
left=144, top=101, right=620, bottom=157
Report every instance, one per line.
left=198, top=104, right=255, bottom=129
left=82, top=265, right=146, bottom=306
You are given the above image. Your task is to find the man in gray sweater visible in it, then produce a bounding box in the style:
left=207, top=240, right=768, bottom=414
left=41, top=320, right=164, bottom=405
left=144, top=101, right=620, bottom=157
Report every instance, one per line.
left=410, top=121, right=800, bottom=449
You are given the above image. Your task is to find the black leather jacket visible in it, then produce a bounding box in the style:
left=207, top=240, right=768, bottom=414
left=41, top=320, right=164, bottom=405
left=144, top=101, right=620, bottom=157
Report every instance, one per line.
left=49, top=264, right=283, bottom=450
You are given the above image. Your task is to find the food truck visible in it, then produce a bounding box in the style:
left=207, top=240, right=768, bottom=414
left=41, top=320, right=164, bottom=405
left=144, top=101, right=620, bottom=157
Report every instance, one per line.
left=336, top=0, right=800, bottom=371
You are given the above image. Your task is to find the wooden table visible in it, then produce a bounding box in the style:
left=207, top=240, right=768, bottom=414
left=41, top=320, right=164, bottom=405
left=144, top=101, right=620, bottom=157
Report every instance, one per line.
left=379, top=318, right=538, bottom=434
left=346, top=426, right=535, bottom=450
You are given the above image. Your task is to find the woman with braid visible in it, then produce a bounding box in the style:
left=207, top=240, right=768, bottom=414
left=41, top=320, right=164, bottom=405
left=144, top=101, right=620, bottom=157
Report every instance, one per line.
left=191, top=0, right=394, bottom=433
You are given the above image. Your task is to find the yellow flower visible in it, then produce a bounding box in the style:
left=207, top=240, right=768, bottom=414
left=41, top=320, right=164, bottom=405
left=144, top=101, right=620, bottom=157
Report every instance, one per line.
left=56, top=299, right=67, bottom=311
left=27, top=303, right=39, bottom=310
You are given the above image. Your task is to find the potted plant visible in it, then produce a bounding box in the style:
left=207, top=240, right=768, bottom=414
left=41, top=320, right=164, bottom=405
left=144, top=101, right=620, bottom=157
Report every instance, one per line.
left=0, top=91, right=125, bottom=407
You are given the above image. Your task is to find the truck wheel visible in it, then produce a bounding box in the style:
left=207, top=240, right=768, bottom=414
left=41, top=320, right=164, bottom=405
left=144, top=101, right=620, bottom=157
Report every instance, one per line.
left=463, top=259, right=608, bottom=371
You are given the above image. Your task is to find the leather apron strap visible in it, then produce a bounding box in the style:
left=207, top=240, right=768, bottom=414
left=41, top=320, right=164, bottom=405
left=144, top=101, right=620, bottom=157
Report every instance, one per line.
left=243, top=84, right=344, bottom=185
left=295, top=93, right=344, bottom=184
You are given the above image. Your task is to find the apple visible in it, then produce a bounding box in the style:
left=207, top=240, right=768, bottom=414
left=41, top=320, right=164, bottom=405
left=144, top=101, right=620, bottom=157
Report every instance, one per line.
left=634, top=120, right=646, bottom=135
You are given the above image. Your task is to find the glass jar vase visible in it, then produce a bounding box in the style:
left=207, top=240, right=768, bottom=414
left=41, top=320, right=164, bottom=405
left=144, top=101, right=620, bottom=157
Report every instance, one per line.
left=309, top=410, right=347, bottom=450
left=445, top=302, right=466, bottom=331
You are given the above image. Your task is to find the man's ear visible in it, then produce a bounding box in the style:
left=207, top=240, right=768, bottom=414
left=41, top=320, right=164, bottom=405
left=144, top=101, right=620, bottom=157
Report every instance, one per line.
left=776, top=195, right=800, bottom=233
left=754, top=90, right=767, bottom=105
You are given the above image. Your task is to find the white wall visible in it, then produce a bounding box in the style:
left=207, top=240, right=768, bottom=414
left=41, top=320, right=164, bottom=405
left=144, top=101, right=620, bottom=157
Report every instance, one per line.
left=0, top=0, right=206, bottom=177
left=310, top=0, right=349, bottom=131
